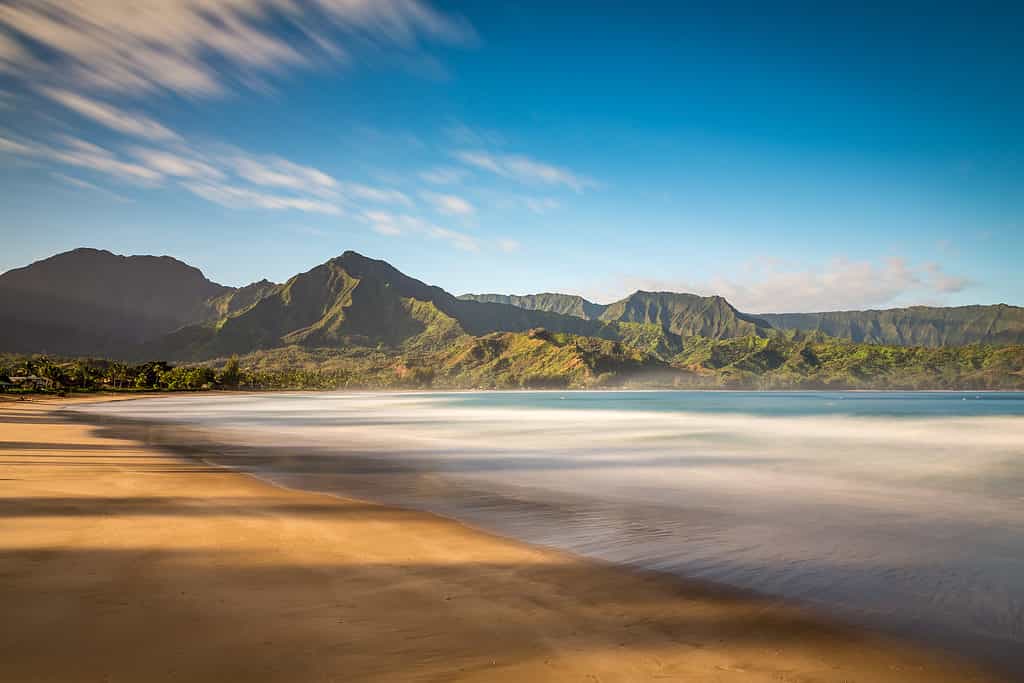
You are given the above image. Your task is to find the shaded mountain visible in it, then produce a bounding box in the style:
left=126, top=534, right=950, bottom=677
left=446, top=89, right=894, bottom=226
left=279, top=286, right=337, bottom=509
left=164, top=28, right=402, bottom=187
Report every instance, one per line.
left=459, top=293, right=607, bottom=320
left=0, top=248, right=233, bottom=356
left=759, top=305, right=1024, bottom=347
left=141, top=252, right=620, bottom=361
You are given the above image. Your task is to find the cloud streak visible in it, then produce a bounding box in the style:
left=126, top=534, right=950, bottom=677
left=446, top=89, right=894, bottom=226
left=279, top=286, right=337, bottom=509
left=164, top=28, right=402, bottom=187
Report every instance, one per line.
left=51, top=171, right=131, bottom=202
left=1, top=134, right=163, bottom=183
left=39, top=88, right=180, bottom=140
left=454, top=150, right=595, bottom=192
left=183, top=181, right=341, bottom=215
left=421, top=191, right=474, bottom=216
left=232, top=154, right=338, bottom=196
left=362, top=210, right=479, bottom=251
left=0, top=1, right=474, bottom=98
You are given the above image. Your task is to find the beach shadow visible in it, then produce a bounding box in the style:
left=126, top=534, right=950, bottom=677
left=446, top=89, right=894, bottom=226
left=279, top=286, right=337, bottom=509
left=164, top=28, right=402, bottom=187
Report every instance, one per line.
left=0, top=544, right=971, bottom=683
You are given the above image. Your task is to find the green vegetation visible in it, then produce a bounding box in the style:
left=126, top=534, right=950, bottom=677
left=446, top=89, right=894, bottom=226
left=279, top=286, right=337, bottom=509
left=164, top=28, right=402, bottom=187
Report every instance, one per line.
left=757, top=305, right=1024, bottom=347
left=462, top=291, right=1024, bottom=347
left=6, top=331, right=1023, bottom=394
left=671, top=333, right=1024, bottom=389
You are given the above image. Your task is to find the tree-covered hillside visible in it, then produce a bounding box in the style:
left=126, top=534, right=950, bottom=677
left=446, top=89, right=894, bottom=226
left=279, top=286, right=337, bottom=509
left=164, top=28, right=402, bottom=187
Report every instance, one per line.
left=757, top=305, right=1024, bottom=346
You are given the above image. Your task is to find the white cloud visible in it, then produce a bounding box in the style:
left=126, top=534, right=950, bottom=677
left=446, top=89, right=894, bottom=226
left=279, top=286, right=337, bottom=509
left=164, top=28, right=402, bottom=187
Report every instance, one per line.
left=0, top=30, right=32, bottom=73
left=426, top=225, right=479, bottom=252
left=183, top=181, right=341, bottom=214
left=372, top=222, right=403, bottom=236
left=0, top=134, right=163, bottom=183
left=342, top=183, right=411, bottom=205
left=454, top=150, right=595, bottom=192
left=0, top=135, right=36, bottom=156
left=1, top=128, right=414, bottom=217
left=489, top=194, right=560, bottom=214
left=592, top=257, right=974, bottom=313
left=497, top=238, right=521, bottom=253
left=129, top=147, right=223, bottom=179
left=39, top=87, right=180, bottom=141
left=232, top=155, right=338, bottom=195
left=419, top=166, right=466, bottom=185
left=421, top=191, right=474, bottom=216
left=362, top=210, right=478, bottom=251
left=0, top=1, right=474, bottom=97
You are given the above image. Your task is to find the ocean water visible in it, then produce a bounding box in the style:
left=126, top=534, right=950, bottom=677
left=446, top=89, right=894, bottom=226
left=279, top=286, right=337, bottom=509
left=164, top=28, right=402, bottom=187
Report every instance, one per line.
left=74, top=391, right=1024, bottom=671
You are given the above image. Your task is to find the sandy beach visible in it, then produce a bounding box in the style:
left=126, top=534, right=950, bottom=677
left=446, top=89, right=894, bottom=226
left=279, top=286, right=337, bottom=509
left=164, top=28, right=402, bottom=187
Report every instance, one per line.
left=0, top=396, right=1006, bottom=682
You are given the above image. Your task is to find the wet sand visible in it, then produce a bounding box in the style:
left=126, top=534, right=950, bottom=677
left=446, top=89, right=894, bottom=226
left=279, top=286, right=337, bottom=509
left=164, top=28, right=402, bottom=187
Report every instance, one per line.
left=0, top=396, right=1006, bottom=682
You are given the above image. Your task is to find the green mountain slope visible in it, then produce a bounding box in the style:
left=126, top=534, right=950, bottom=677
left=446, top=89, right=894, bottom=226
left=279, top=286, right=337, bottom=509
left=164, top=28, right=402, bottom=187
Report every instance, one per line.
left=671, top=333, right=1024, bottom=389
left=463, top=290, right=772, bottom=340
left=597, top=291, right=771, bottom=338
left=206, top=279, right=279, bottom=319
left=140, top=252, right=625, bottom=361
left=459, top=292, right=607, bottom=319
left=759, top=305, right=1024, bottom=347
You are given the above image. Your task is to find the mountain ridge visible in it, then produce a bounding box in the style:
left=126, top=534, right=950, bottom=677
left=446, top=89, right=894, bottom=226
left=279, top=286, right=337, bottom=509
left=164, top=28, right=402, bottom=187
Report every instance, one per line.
left=4, top=248, right=1024, bottom=361
left=462, top=290, right=1024, bottom=347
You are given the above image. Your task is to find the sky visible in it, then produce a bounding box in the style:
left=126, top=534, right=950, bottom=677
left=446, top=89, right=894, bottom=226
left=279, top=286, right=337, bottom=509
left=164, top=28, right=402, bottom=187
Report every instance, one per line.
left=0, top=1, right=1021, bottom=313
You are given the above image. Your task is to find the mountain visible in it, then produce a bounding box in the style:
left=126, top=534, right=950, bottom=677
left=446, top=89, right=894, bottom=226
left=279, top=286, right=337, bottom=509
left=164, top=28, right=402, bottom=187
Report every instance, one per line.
left=140, top=251, right=623, bottom=361
left=464, top=290, right=1024, bottom=347
left=462, top=290, right=772, bottom=340
left=4, top=248, right=1023, bottom=365
left=598, top=291, right=771, bottom=338
left=206, top=279, right=279, bottom=319
left=758, top=305, right=1024, bottom=347
left=459, top=293, right=607, bottom=320
left=0, top=248, right=235, bottom=356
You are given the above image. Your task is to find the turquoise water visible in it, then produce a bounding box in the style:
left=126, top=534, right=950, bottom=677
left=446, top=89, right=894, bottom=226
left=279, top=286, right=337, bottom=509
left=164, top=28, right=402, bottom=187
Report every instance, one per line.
left=77, top=391, right=1024, bottom=672
left=445, top=389, right=1024, bottom=417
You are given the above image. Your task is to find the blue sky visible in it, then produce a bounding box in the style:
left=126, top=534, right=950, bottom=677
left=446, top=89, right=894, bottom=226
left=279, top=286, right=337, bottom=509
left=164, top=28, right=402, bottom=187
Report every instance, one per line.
left=1, top=1, right=1021, bottom=312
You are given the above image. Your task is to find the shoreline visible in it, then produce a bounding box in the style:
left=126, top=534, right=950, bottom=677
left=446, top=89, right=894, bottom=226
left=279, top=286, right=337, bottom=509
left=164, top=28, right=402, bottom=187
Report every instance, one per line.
left=0, top=395, right=1009, bottom=681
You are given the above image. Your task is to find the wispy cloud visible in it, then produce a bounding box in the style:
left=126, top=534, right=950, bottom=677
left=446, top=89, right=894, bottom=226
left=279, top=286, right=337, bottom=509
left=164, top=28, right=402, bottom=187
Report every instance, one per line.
left=592, top=257, right=975, bottom=313
left=39, top=87, right=180, bottom=141
left=1, top=134, right=163, bottom=183
left=342, top=183, right=411, bottom=206
left=231, top=154, right=338, bottom=196
left=0, top=1, right=474, bottom=97
left=421, top=191, right=474, bottom=216
left=1, top=128, right=415, bottom=216
left=419, top=166, right=467, bottom=185
left=488, top=194, right=560, bottom=214
left=183, top=181, right=341, bottom=215
left=454, top=150, right=595, bottom=192
left=362, top=210, right=479, bottom=251
left=426, top=225, right=479, bottom=251
left=128, top=147, right=223, bottom=180
left=51, top=172, right=131, bottom=202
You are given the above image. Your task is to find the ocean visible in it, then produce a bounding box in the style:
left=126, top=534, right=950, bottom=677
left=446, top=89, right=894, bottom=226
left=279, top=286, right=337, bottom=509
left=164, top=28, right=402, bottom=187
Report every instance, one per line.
left=74, top=390, right=1024, bottom=672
